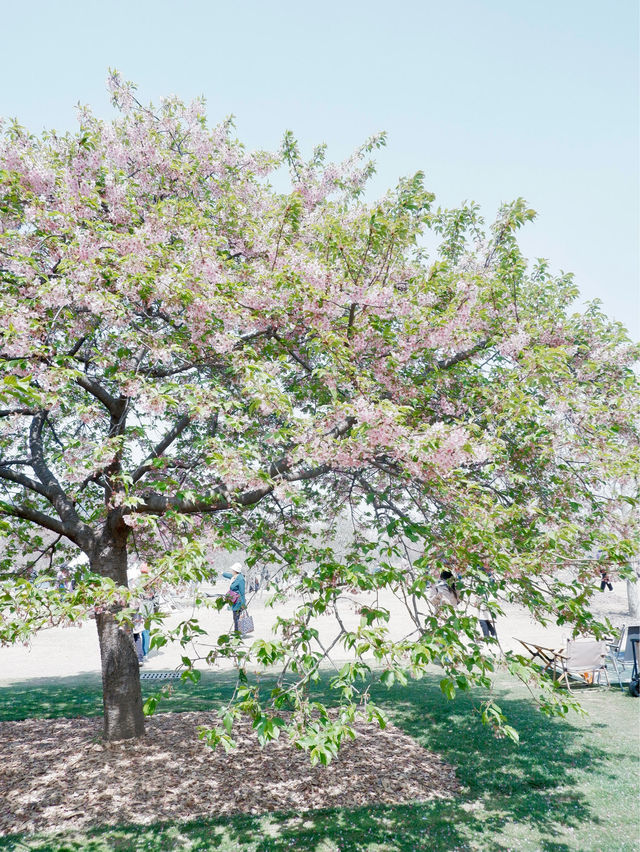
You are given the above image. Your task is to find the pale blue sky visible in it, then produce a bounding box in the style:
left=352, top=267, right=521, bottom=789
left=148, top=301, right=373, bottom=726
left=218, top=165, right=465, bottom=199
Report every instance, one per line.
left=2, top=0, right=638, bottom=338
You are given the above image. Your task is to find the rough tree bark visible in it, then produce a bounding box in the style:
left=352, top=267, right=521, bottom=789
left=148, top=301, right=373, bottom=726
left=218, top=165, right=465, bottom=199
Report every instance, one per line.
left=92, top=516, right=145, bottom=741
left=95, top=611, right=145, bottom=741
left=627, top=561, right=640, bottom=620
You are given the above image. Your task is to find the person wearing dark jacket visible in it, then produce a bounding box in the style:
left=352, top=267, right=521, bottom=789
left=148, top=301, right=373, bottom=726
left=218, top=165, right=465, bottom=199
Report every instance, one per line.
left=599, top=568, right=613, bottom=592
left=222, top=562, right=246, bottom=632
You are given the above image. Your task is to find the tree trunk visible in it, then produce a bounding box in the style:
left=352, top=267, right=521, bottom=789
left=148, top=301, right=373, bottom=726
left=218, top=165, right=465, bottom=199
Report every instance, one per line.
left=92, top=516, right=145, bottom=741
left=627, top=561, right=640, bottom=620
left=96, top=611, right=145, bottom=740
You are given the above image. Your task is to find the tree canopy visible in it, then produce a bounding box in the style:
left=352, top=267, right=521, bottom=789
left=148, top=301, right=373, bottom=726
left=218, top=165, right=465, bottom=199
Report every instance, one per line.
left=1, top=74, right=638, bottom=750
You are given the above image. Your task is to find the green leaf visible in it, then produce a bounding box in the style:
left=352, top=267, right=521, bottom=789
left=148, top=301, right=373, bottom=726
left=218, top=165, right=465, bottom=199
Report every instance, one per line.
left=439, top=678, right=455, bottom=700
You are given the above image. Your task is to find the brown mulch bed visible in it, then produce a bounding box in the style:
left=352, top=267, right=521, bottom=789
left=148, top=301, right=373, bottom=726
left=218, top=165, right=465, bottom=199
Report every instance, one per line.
left=0, top=711, right=459, bottom=836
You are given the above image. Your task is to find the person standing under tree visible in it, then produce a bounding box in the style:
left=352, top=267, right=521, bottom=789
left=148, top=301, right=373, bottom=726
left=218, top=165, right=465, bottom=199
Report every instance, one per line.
left=600, top=567, right=614, bottom=592
left=476, top=597, right=498, bottom=639
left=222, top=563, right=246, bottom=632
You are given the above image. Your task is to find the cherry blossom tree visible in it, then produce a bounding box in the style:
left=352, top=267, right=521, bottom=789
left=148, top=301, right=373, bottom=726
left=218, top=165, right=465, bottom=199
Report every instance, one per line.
left=1, top=75, right=638, bottom=748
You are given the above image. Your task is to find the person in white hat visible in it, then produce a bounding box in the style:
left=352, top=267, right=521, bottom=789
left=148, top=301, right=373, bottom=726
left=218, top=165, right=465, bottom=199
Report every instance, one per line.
left=222, top=562, right=246, bottom=632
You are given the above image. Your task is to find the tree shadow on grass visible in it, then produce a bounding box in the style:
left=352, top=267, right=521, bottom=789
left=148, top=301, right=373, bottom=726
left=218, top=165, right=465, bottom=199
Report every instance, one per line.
left=0, top=804, right=477, bottom=852
left=0, top=675, right=105, bottom=722
left=0, top=671, right=635, bottom=852
left=0, top=671, right=240, bottom=722
left=366, top=673, right=634, bottom=851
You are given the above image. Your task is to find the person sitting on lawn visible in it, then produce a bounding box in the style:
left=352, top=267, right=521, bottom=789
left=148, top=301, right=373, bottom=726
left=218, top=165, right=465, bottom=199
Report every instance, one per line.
left=222, top=562, right=246, bottom=632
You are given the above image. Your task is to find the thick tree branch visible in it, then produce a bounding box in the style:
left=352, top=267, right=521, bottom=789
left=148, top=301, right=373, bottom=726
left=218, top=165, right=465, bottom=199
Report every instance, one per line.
left=28, top=412, right=94, bottom=548
left=141, top=329, right=274, bottom=378
left=75, top=374, right=126, bottom=418
left=135, top=461, right=334, bottom=516
left=133, top=417, right=355, bottom=517
left=347, top=302, right=357, bottom=338
left=131, top=413, right=192, bottom=483
left=141, top=362, right=203, bottom=379
left=0, top=467, right=51, bottom=499
left=0, top=502, right=72, bottom=540
left=436, top=338, right=492, bottom=370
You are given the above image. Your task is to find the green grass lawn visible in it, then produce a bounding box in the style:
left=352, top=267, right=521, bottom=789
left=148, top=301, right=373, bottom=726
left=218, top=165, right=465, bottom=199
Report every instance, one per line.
left=0, top=669, right=638, bottom=852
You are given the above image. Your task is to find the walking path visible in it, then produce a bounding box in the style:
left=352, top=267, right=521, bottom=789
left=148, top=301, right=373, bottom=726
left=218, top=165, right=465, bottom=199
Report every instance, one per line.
left=0, top=579, right=631, bottom=685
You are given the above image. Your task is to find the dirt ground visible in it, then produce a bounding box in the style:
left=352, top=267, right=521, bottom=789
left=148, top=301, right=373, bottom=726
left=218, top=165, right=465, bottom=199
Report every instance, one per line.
left=0, top=579, right=632, bottom=683
left=0, top=580, right=633, bottom=837
left=0, top=712, right=459, bottom=836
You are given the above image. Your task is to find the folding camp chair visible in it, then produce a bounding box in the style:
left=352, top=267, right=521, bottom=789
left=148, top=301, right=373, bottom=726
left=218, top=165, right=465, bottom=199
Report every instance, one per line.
left=622, top=625, right=640, bottom=666
left=605, top=626, right=640, bottom=691
left=605, top=626, right=629, bottom=691
left=630, top=638, right=640, bottom=697
left=557, top=640, right=610, bottom=690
